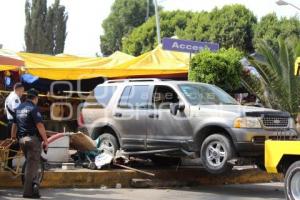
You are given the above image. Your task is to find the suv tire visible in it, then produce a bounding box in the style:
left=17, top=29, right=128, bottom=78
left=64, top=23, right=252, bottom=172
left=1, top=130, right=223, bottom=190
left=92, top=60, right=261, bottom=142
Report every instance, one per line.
left=97, top=133, right=119, bottom=155
left=200, top=134, right=234, bottom=174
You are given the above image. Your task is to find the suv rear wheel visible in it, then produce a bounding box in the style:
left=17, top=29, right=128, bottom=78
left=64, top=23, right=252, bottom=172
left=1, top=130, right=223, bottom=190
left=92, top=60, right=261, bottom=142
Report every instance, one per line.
left=97, top=133, right=119, bottom=155
left=200, top=134, right=234, bottom=174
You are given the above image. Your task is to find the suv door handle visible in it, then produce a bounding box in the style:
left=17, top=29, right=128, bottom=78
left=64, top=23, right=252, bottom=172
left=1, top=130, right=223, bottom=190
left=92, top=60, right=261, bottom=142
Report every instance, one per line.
left=114, top=113, right=122, bottom=117
left=149, top=113, right=159, bottom=118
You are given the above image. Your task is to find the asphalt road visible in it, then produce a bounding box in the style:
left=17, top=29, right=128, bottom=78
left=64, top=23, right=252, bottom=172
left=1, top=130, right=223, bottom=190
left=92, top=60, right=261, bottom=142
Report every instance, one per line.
left=0, top=183, right=285, bottom=200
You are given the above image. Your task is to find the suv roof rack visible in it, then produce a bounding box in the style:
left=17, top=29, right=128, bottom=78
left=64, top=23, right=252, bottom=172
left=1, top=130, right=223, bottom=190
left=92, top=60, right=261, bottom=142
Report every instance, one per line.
left=104, top=78, right=161, bottom=84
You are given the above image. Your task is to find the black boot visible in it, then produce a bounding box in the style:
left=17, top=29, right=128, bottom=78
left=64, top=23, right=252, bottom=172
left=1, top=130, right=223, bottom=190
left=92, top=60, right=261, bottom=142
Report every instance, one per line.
left=32, top=184, right=41, bottom=198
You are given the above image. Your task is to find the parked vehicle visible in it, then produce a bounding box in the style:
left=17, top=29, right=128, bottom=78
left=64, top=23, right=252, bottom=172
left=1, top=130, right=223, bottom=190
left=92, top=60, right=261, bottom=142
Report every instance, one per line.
left=80, top=78, right=298, bottom=174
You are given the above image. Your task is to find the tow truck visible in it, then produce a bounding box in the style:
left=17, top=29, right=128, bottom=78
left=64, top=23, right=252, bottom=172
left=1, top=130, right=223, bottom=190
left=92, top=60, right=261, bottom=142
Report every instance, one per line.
left=265, top=59, right=300, bottom=200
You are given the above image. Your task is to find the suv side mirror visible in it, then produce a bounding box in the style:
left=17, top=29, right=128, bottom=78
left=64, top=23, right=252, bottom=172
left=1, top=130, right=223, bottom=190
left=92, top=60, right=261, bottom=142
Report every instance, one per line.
left=170, top=102, right=185, bottom=115
left=178, top=102, right=185, bottom=111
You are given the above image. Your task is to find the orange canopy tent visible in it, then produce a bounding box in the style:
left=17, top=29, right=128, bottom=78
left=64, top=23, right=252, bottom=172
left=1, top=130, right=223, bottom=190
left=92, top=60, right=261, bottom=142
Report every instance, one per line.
left=0, top=49, right=24, bottom=71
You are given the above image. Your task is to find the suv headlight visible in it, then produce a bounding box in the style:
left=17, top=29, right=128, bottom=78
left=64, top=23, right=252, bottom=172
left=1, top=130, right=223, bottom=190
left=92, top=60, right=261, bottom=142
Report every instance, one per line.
left=289, top=118, right=296, bottom=129
left=234, top=117, right=262, bottom=128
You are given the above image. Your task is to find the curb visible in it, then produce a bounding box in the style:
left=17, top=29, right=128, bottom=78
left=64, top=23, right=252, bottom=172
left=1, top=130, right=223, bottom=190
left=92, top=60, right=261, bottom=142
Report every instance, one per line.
left=0, top=168, right=283, bottom=188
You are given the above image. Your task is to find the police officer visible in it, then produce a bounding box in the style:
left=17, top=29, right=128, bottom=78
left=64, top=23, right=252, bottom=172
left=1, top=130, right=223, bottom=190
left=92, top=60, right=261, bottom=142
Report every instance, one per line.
left=4, top=82, right=24, bottom=169
left=11, top=89, right=48, bottom=199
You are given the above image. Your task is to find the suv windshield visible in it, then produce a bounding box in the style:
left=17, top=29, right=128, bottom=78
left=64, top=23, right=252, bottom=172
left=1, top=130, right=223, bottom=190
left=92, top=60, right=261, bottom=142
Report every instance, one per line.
left=179, top=83, right=238, bottom=105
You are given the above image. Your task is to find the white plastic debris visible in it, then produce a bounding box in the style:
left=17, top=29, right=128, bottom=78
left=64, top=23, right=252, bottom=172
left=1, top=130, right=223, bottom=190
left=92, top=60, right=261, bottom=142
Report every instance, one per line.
left=95, top=151, right=113, bottom=169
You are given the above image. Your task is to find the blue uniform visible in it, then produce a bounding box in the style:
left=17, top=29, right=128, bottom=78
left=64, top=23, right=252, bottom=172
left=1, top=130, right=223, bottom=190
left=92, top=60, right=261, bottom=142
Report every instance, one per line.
left=14, top=100, right=44, bottom=197
left=14, top=100, right=43, bottom=139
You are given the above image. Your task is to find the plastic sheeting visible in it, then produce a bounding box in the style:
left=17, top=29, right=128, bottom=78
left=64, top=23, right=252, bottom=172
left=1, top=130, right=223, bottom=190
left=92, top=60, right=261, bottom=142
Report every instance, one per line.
left=18, top=46, right=189, bottom=80
left=0, top=65, right=19, bottom=71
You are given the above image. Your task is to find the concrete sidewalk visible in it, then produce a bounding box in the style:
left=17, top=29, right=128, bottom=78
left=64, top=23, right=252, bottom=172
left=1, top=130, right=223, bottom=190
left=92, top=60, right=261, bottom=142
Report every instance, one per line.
left=0, top=183, right=285, bottom=200
left=0, top=167, right=283, bottom=188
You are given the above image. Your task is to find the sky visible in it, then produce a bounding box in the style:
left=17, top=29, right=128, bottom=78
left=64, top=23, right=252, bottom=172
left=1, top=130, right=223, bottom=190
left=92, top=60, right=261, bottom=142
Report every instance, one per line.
left=0, top=0, right=299, bottom=56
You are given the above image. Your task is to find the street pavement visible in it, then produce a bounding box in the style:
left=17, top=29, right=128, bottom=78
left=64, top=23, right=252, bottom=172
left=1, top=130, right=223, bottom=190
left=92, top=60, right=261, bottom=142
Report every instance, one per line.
left=0, top=183, right=284, bottom=200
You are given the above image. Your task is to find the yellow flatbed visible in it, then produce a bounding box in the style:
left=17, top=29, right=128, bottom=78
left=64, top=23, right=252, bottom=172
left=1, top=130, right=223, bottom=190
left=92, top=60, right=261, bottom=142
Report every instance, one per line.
left=265, top=140, right=300, bottom=173
left=265, top=140, right=300, bottom=200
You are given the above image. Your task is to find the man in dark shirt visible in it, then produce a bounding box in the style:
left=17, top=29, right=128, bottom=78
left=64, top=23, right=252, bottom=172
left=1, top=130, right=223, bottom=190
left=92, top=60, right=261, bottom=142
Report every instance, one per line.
left=11, top=89, right=48, bottom=199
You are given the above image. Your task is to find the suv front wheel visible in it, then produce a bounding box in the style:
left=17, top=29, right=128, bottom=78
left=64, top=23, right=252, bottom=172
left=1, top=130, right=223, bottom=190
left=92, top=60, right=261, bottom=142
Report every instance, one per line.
left=200, top=134, right=234, bottom=174
left=97, top=133, right=119, bottom=155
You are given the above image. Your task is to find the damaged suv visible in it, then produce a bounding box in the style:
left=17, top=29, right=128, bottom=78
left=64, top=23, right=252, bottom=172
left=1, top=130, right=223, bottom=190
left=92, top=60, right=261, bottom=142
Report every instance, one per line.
left=81, top=79, right=298, bottom=174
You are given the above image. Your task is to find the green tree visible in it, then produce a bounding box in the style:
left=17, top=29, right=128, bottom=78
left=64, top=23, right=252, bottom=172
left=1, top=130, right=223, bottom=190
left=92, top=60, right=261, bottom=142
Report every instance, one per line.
left=124, top=4, right=256, bottom=56
left=122, top=10, right=193, bottom=56
left=25, top=0, right=68, bottom=55
left=253, top=13, right=300, bottom=52
left=242, top=39, right=300, bottom=114
left=178, top=4, right=257, bottom=53
left=189, top=48, right=244, bottom=92
left=100, top=0, right=155, bottom=56
left=175, top=11, right=210, bottom=41
left=25, top=0, right=47, bottom=53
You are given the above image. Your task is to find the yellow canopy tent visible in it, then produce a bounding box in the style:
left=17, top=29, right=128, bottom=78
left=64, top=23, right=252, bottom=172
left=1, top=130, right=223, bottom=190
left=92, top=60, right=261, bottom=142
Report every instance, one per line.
left=295, top=57, right=300, bottom=75
left=18, top=46, right=189, bottom=80
left=0, top=66, right=19, bottom=71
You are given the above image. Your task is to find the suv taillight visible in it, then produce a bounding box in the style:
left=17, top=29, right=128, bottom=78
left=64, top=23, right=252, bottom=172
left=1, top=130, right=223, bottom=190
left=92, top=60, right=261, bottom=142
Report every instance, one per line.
left=78, top=112, right=85, bottom=127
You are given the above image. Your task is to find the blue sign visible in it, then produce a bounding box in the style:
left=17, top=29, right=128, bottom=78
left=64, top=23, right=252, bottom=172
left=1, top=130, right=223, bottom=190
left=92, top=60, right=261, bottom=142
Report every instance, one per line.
left=162, top=38, right=219, bottom=53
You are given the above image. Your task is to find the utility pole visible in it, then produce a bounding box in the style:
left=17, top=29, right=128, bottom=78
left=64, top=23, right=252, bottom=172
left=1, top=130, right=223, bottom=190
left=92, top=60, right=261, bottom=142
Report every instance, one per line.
left=153, top=0, right=161, bottom=44
left=146, top=0, right=150, bottom=20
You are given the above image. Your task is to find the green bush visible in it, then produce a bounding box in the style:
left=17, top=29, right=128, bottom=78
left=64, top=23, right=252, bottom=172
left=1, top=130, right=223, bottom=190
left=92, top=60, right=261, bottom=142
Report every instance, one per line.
left=189, top=48, right=243, bottom=92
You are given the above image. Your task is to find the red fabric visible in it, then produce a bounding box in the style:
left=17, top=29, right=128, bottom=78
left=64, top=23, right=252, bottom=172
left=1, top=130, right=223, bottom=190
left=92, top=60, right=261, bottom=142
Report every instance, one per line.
left=0, top=55, right=24, bottom=66
left=46, top=133, right=64, bottom=144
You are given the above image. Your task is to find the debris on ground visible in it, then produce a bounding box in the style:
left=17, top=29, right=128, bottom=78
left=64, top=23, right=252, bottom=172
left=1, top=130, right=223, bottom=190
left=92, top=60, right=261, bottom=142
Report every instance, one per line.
left=70, top=132, right=96, bottom=151
left=131, top=179, right=153, bottom=188
left=95, top=150, right=114, bottom=169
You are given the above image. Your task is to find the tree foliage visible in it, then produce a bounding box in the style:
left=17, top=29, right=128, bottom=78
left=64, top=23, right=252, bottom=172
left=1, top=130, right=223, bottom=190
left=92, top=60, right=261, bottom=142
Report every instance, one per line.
left=242, top=39, right=300, bottom=114
left=25, top=0, right=68, bottom=55
left=179, top=4, right=257, bottom=53
left=123, top=4, right=256, bottom=56
left=253, top=13, right=300, bottom=52
left=100, top=0, right=155, bottom=56
left=122, top=10, right=193, bottom=56
left=189, top=48, right=244, bottom=92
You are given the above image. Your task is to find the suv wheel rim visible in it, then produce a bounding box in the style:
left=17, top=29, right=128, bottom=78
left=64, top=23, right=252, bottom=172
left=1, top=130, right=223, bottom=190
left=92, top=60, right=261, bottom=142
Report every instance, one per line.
left=205, top=141, right=227, bottom=167
left=99, top=140, right=115, bottom=155
left=291, top=171, right=300, bottom=200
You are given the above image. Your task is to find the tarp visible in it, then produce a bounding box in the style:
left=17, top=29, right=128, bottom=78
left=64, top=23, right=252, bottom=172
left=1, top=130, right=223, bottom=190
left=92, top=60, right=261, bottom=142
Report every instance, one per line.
left=18, top=46, right=189, bottom=80
left=295, top=57, right=300, bottom=75
left=0, top=66, right=19, bottom=71
left=0, top=49, right=24, bottom=71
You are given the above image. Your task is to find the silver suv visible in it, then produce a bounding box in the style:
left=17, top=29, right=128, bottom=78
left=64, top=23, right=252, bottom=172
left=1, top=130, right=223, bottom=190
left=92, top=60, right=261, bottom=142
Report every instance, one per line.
left=81, top=78, right=297, bottom=174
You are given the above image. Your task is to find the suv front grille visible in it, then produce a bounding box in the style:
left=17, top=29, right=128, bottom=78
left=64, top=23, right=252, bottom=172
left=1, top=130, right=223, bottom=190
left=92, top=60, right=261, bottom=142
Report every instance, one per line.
left=262, top=116, right=289, bottom=129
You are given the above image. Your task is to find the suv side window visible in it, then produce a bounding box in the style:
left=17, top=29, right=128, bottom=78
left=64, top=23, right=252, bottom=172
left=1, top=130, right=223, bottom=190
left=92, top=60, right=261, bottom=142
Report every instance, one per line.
left=94, top=86, right=117, bottom=107
left=152, top=85, right=179, bottom=109
left=118, top=86, right=132, bottom=108
left=118, top=85, right=150, bottom=109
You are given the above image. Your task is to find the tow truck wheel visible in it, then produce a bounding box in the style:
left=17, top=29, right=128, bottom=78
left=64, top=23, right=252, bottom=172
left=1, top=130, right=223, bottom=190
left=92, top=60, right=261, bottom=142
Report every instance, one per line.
left=285, top=161, right=300, bottom=200
left=201, top=134, right=234, bottom=174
